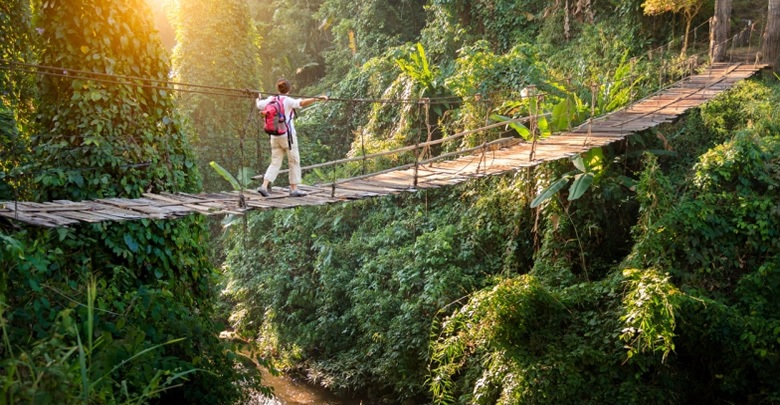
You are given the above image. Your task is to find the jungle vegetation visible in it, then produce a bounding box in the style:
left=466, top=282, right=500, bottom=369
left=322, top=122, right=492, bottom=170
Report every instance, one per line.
left=2, top=0, right=780, bottom=404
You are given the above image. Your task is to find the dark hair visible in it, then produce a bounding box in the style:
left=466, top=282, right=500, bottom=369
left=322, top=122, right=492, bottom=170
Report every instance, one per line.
left=276, top=78, right=291, bottom=94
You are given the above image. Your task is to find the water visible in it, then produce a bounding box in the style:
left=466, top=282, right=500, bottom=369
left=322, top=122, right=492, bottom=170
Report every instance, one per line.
left=219, top=331, right=366, bottom=405
left=246, top=368, right=364, bottom=405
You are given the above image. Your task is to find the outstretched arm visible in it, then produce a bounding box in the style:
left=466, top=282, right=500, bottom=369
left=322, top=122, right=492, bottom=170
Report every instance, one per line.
left=300, top=95, right=328, bottom=108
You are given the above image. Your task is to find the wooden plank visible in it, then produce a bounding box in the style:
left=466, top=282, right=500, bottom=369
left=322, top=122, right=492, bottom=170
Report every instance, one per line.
left=27, top=212, right=82, bottom=226
left=0, top=210, right=61, bottom=227
left=55, top=210, right=112, bottom=223
left=337, top=179, right=410, bottom=194
left=14, top=202, right=92, bottom=212
left=330, top=181, right=401, bottom=195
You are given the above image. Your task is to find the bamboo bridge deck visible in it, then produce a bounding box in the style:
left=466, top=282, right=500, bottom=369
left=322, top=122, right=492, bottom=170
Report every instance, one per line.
left=0, top=62, right=770, bottom=228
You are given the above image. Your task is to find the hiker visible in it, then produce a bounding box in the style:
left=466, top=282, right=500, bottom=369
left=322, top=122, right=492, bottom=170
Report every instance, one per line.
left=255, top=78, right=327, bottom=197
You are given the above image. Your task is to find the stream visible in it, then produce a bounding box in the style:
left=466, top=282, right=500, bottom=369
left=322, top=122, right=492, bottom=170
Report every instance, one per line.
left=220, top=331, right=370, bottom=405
left=246, top=368, right=365, bottom=405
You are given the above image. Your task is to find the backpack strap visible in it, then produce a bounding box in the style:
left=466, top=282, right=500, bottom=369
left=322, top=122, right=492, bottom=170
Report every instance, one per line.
left=277, top=95, right=293, bottom=146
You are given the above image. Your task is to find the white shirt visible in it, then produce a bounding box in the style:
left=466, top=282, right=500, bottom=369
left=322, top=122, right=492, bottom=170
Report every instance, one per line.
left=256, top=95, right=303, bottom=136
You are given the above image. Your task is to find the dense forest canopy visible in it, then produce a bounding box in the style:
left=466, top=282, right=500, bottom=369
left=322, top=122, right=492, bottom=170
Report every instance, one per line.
left=2, top=0, right=780, bottom=404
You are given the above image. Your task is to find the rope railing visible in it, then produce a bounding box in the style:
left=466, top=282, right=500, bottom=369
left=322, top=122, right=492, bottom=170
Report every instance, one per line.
left=3, top=11, right=769, bottom=203
left=252, top=113, right=551, bottom=190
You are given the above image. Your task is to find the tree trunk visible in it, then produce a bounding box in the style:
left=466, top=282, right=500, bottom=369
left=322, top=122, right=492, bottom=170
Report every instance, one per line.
left=764, top=0, right=780, bottom=69
left=710, top=0, right=732, bottom=62
left=682, top=14, right=692, bottom=57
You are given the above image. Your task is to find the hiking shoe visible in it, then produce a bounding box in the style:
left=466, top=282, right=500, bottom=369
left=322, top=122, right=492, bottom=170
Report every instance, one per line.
left=257, top=186, right=269, bottom=197
left=289, top=189, right=307, bottom=197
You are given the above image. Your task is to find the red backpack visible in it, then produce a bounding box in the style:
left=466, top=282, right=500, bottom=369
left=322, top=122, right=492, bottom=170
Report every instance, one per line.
left=262, top=95, right=288, bottom=135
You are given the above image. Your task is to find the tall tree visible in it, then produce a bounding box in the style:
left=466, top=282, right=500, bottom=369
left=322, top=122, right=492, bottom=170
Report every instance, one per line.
left=0, top=0, right=35, bottom=200
left=253, top=0, right=328, bottom=91
left=34, top=0, right=200, bottom=200
left=709, top=0, right=731, bottom=62
left=16, top=0, right=256, bottom=402
left=764, top=0, right=780, bottom=69
left=170, top=0, right=262, bottom=192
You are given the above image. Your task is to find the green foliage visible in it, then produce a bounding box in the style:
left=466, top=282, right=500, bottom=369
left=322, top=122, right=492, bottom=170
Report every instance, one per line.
left=0, top=276, right=195, bottom=404
left=0, top=107, right=25, bottom=200
left=618, top=78, right=780, bottom=403
left=316, top=0, right=427, bottom=88
left=0, top=0, right=263, bottom=403
left=445, top=41, right=544, bottom=147
left=422, top=0, right=545, bottom=56
left=33, top=0, right=201, bottom=202
left=429, top=273, right=679, bottom=405
left=395, top=43, right=437, bottom=95
left=253, top=0, right=328, bottom=91
left=2, top=218, right=259, bottom=403
left=213, top=2, right=780, bottom=404
left=224, top=174, right=538, bottom=400
left=209, top=162, right=255, bottom=192
left=169, top=0, right=261, bottom=193
left=0, top=0, right=35, bottom=201
left=530, top=148, right=605, bottom=208
left=620, top=268, right=678, bottom=361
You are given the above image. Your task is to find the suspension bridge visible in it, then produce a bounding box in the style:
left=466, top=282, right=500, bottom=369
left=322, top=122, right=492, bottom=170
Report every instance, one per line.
left=0, top=61, right=771, bottom=228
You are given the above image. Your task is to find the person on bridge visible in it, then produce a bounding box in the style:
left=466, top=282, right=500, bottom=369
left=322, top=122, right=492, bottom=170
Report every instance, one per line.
left=255, top=78, right=328, bottom=197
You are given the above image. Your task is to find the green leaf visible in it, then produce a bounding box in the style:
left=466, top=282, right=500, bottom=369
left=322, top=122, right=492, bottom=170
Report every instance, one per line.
left=123, top=234, right=139, bottom=252
left=530, top=175, right=571, bottom=208
left=618, top=175, right=637, bottom=191
left=551, top=98, right=573, bottom=131
left=221, top=214, right=241, bottom=228
left=572, top=155, right=586, bottom=173
left=537, top=115, right=550, bottom=137
left=568, top=172, right=595, bottom=201
left=490, top=114, right=530, bottom=140
left=582, top=147, right=604, bottom=173
left=237, top=167, right=256, bottom=187
left=209, top=161, right=241, bottom=190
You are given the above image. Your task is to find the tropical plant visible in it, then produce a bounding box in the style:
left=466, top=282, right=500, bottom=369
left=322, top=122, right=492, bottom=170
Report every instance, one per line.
left=210, top=161, right=255, bottom=228
left=0, top=275, right=196, bottom=404
left=530, top=147, right=605, bottom=208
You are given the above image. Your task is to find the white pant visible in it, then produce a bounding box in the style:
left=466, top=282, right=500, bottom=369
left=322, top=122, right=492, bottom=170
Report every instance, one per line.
left=264, top=133, right=301, bottom=185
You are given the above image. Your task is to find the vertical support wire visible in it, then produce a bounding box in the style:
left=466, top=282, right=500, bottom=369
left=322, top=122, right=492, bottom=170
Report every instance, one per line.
left=356, top=101, right=366, bottom=176
left=529, top=90, right=539, bottom=161
left=413, top=100, right=424, bottom=189
left=745, top=23, right=754, bottom=64
left=423, top=97, right=433, bottom=162
left=237, top=100, right=256, bottom=209
left=255, top=106, right=262, bottom=175
left=584, top=82, right=596, bottom=147
left=477, top=96, right=490, bottom=174
left=659, top=46, right=665, bottom=88
left=757, top=18, right=766, bottom=65
left=566, top=77, right=573, bottom=131
left=729, top=30, right=735, bottom=63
